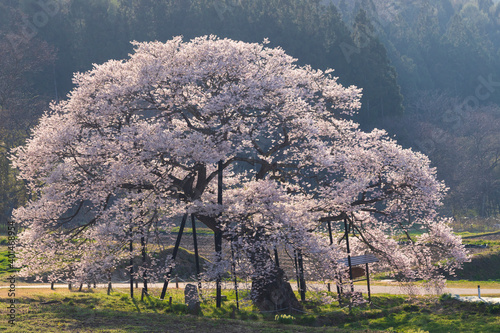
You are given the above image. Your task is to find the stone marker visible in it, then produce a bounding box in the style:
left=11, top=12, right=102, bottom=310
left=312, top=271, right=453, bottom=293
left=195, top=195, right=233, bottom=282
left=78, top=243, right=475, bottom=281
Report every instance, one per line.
left=184, top=283, right=201, bottom=315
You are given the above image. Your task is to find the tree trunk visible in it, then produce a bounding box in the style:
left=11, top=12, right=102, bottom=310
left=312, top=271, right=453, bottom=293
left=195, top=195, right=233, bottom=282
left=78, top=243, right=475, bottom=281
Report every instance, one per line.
left=249, top=247, right=302, bottom=313
left=196, top=214, right=302, bottom=312
left=250, top=265, right=302, bottom=313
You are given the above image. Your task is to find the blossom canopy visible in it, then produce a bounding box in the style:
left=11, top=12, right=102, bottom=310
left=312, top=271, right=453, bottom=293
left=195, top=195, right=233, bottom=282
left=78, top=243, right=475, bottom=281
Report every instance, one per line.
left=12, top=36, right=467, bottom=303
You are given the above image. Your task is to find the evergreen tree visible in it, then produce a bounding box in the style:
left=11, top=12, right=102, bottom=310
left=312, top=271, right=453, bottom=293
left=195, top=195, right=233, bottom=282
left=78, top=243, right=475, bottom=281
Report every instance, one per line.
left=442, top=12, right=492, bottom=95
left=350, top=9, right=404, bottom=126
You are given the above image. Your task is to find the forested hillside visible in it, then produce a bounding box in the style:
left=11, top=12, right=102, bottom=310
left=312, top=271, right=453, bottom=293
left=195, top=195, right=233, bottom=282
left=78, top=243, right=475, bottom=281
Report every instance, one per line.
left=0, top=0, right=499, bottom=229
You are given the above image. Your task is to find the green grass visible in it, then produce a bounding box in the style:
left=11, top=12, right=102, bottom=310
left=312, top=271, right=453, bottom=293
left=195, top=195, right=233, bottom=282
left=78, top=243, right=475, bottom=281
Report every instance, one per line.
left=2, top=288, right=500, bottom=332
left=0, top=247, right=15, bottom=272
left=447, top=240, right=500, bottom=281
left=450, top=217, right=500, bottom=234
left=353, top=279, right=500, bottom=290
left=3, top=230, right=500, bottom=331
left=372, top=237, right=500, bottom=282
left=171, top=227, right=214, bottom=235
left=458, top=231, right=500, bottom=239
left=344, top=300, right=500, bottom=332
left=316, top=294, right=500, bottom=333
left=444, top=280, right=500, bottom=288
left=0, top=288, right=355, bottom=332
left=0, top=243, right=18, bottom=282
left=0, top=236, right=10, bottom=245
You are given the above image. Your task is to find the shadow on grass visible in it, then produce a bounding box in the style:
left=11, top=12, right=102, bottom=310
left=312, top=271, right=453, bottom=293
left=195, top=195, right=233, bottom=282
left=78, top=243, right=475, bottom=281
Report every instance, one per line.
left=2, top=291, right=500, bottom=333
left=1, top=300, right=353, bottom=333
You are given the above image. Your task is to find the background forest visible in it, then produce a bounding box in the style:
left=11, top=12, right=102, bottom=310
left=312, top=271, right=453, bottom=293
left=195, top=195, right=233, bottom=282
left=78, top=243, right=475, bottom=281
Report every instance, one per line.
left=0, top=0, right=499, bottom=231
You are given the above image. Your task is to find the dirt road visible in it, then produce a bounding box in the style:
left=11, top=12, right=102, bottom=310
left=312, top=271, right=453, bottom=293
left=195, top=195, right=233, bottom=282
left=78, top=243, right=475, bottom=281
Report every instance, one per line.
left=2, top=282, right=500, bottom=297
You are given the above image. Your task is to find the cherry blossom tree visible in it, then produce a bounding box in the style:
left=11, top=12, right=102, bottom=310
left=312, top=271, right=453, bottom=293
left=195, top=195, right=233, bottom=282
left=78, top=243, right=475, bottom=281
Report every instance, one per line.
left=12, top=36, right=467, bottom=311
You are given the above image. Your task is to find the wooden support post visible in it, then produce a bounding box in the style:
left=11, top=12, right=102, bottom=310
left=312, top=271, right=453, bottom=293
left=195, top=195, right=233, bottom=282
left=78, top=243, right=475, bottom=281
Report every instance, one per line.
left=107, top=273, right=112, bottom=295
left=215, top=160, right=223, bottom=308
left=366, top=263, right=371, bottom=303
left=160, top=212, right=188, bottom=299
left=327, top=221, right=333, bottom=292
left=191, top=214, right=202, bottom=290
left=141, top=234, right=148, bottom=293
left=293, top=249, right=300, bottom=291
left=215, top=230, right=222, bottom=308
left=130, top=227, right=134, bottom=299
left=231, top=248, right=239, bottom=310
left=344, top=218, right=354, bottom=293
left=327, top=221, right=334, bottom=244
left=274, top=247, right=280, bottom=268
left=338, top=274, right=343, bottom=306
left=297, top=249, right=306, bottom=302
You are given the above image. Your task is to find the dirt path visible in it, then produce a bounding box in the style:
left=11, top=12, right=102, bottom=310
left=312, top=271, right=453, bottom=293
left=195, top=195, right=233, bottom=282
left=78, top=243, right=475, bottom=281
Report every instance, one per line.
left=2, top=282, right=500, bottom=297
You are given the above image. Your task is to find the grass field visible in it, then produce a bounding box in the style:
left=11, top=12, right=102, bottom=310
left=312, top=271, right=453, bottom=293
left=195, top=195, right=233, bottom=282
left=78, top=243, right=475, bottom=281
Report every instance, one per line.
left=353, top=279, right=500, bottom=291
left=450, top=238, right=500, bottom=281
left=2, top=288, right=500, bottom=332
left=2, top=232, right=500, bottom=332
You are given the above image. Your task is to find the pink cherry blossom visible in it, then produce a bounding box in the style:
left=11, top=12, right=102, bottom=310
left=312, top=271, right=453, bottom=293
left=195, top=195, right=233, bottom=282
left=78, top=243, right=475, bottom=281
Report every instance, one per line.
left=11, top=36, right=467, bottom=309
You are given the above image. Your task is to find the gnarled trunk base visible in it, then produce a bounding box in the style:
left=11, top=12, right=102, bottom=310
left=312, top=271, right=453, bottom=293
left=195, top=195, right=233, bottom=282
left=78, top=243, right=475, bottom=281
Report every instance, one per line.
left=251, top=267, right=302, bottom=313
